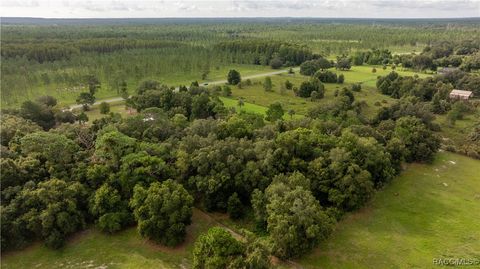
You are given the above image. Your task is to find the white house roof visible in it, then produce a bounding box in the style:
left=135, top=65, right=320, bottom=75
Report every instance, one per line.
left=450, top=89, right=473, bottom=97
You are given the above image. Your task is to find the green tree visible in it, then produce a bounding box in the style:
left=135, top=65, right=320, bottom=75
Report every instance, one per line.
left=298, top=79, right=324, bottom=98
left=270, top=57, right=283, bottom=69
left=99, top=102, right=110, bottom=114
left=118, top=151, right=171, bottom=197
left=266, top=102, right=284, bottom=122
left=120, top=80, right=129, bottom=100
left=0, top=114, right=42, bottom=146
left=288, top=109, right=296, bottom=119
left=285, top=80, right=293, bottom=90
left=237, top=98, right=245, bottom=110
left=336, top=57, right=351, bottom=70
left=130, top=180, right=193, bottom=246
left=76, top=92, right=95, bottom=111
left=222, top=85, right=232, bottom=97
left=393, top=116, right=440, bottom=162
left=260, top=173, right=334, bottom=258
left=193, top=227, right=245, bottom=269
left=86, top=75, right=101, bottom=95
left=263, top=76, right=273, bottom=92
left=227, top=192, right=243, bottom=219
left=2, top=179, right=87, bottom=249
left=19, top=131, right=79, bottom=178
left=36, top=95, right=57, bottom=107
left=20, top=100, right=56, bottom=130
left=317, top=57, right=332, bottom=70
left=227, top=69, right=241, bottom=85
left=77, top=112, right=89, bottom=124
left=90, top=184, right=131, bottom=233
left=94, top=131, right=137, bottom=168
left=300, top=60, right=320, bottom=76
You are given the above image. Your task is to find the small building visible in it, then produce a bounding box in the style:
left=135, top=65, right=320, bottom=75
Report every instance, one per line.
left=438, top=67, right=459, bottom=75
left=449, top=89, right=473, bottom=100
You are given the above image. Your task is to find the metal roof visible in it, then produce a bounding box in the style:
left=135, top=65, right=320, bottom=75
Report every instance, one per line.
left=450, top=89, right=473, bottom=97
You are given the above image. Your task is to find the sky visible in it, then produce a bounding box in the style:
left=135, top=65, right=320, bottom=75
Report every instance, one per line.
left=1, top=0, right=479, bottom=19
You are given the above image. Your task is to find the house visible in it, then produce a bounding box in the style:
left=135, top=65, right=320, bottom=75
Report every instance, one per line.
left=449, top=89, right=473, bottom=100
left=438, top=67, right=459, bottom=75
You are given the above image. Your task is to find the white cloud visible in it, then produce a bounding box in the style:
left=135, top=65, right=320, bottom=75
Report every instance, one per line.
left=1, top=0, right=479, bottom=18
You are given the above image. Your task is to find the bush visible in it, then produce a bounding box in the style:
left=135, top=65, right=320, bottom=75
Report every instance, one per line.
left=298, top=79, right=325, bottom=98
left=314, top=70, right=338, bottom=83
left=227, top=193, right=243, bottom=219
left=270, top=57, right=283, bottom=69
left=193, top=227, right=245, bottom=269
left=227, top=70, right=241, bottom=85
left=99, top=102, right=110, bottom=114
left=351, top=83, right=362, bottom=92
left=222, top=85, right=232, bottom=97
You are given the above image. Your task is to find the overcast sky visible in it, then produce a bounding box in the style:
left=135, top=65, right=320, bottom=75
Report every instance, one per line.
left=1, top=0, right=479, bottom=18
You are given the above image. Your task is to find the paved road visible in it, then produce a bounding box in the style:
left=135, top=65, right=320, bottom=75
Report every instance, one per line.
left=67, top=67, right=299, bottom=111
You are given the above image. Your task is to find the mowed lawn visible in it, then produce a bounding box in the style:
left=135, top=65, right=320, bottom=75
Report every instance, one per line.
left=299, top=151, right=480, bottom=269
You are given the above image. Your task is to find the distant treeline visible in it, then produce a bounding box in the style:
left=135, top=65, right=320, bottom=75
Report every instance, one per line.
left=1, top=39, right=185, bottom=62
left=215, top=40, right=316, bottom=66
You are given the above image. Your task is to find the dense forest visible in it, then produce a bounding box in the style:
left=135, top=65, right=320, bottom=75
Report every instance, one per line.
left=1, top=18, right=480, bottom=268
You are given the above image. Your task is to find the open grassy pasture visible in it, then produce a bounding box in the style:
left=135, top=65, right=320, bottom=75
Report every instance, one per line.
left=1, top=209, right=222, bottom=269
left=298, top=151, right=480, bottom=269
left=79, top=100, right=133, bottom=122
left=336, top=65, right=432, bottom=87
left=1, top=64, right=272, bottom=108
left=80, top=64, right=432, bottom=121
left=226, top=65, right=430, bottom=117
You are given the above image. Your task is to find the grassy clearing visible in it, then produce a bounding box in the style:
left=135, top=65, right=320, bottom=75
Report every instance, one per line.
left=298, top=151, right=480, bottom=269
left=1, top=209, right=219, bottom=269
left=336, top=65, right=432, bottom=88
left=79, top=100, right=133, bottom=122
left=80, top=64, right=430, bottom=122
left=226, top=64, right=430, bottom=118
left=220, top=96, right=270, bottom=115
left=2, top=64, right=272, bottom=108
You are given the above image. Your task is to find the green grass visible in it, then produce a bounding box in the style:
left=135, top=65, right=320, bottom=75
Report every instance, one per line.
left=220, top=96, right=302, bottom=120
left=80, top=101, right=133, bottom=122
left=336, top=65, right=432, bottom=88
left=1, top=209, right=218, bottom=269
left=1, top=64, right=272, bottom=108
left=220, top=96, right=270, bottom=115
left=79, top=64, right=431, bottom=122
left=298, top=151, right=480, bottom=269
left=225, top=65, right=430, bottom=118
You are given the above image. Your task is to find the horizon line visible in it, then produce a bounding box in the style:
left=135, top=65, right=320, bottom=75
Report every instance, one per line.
left=2, top=16, right=480, bottom=20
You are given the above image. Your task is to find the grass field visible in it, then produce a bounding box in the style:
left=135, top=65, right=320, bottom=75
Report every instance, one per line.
left=298, top=151, right=480, bottom=269
left=1, top=209, right=221, bottom=269
left=78, top=100, right=133, bottom=122
left=79, top=65, right=432, bottom=122
left=2, top=64, right=272, bottom=108
left=3, top=152, right=478, bottom=269
left=225, top=65, right=431, bottom=117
